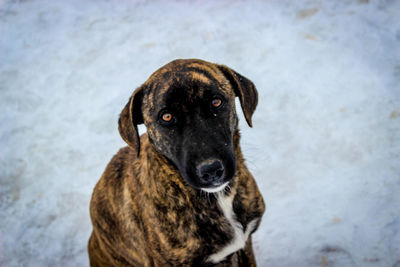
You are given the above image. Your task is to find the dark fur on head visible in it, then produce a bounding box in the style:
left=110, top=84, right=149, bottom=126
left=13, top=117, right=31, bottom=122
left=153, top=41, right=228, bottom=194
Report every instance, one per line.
left=118, top=59, right=258, bottom=190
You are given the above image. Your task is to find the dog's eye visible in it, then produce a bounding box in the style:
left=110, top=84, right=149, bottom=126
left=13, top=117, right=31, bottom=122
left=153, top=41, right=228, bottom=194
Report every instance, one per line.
left=161, top=113, right=173, bottom=122
left=159, top=110, right=176, bottom=126
left=211, top=98, right=222, bottom=108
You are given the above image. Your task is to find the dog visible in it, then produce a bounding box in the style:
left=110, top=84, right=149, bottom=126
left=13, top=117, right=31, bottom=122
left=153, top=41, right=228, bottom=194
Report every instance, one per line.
left=88, top=59, right=265, bottom=266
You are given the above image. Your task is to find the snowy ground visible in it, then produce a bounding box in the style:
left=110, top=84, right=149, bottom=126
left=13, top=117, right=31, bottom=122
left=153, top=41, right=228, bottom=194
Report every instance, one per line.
left=1, top=0, right=400, bottom=266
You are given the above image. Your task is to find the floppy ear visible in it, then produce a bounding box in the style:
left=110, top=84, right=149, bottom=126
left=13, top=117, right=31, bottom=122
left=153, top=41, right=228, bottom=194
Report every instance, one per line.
left=118, top=86, right=144, bottom=156
left=217, top=65, right=258, bottom=127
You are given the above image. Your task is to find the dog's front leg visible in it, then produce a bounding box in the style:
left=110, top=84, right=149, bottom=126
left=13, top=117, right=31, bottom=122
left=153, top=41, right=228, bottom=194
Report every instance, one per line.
left=211, top=237, right=256, bottom=267
left=236, top=236, right=257, bottom=267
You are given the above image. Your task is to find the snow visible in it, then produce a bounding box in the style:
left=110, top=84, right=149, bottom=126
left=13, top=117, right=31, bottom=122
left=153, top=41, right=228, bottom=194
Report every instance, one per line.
left=1, top=0, right=399, bottom=266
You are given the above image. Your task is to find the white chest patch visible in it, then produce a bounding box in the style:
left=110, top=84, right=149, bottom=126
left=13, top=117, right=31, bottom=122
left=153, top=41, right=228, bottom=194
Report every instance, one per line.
left=207, top=192, right=259, bottom=264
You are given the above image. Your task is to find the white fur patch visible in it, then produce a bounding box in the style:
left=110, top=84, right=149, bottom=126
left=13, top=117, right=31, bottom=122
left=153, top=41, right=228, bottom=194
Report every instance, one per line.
left=207, top=192, right=259, bottom=263
left=201, top=182, right=229, bottom=193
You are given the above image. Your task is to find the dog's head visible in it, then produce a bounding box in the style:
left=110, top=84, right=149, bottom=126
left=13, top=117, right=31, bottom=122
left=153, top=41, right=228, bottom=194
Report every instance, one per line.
left=119, top=59, right=257, bottom=192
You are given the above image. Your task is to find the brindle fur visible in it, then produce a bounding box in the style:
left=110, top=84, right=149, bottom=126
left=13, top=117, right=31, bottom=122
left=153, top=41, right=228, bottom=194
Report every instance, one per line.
left=88, top=59, right=265, bottom=266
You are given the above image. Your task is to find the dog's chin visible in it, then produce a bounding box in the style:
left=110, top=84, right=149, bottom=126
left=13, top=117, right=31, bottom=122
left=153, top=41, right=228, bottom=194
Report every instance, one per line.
left=184, top=177, right=230, bottom=193
left=200, top=182, right=229, bottom=193
left=183, top=172, right=230, bottom=193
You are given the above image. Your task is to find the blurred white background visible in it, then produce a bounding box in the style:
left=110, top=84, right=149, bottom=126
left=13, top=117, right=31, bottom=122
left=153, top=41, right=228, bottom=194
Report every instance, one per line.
left=1, top=0, right=399, bottom=266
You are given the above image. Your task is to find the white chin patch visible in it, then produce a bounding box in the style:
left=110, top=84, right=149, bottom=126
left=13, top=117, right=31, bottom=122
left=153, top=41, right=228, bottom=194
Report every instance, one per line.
left=201, top=182, right=229, bottom=193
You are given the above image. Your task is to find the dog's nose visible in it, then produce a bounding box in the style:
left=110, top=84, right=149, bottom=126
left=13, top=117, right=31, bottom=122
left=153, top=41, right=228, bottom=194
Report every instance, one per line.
left=197, top=160, right=225, bottom=183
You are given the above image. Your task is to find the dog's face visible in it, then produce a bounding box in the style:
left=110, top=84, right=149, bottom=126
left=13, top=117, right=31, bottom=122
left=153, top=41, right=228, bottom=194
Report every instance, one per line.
left=119, top=59, right=258, bottom=192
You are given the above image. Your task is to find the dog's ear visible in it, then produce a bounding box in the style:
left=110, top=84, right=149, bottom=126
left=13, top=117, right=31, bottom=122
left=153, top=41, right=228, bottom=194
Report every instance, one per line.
left=217, top=65, right=258, bottom=127
left=218, top=65, right=258, bottom=127
left=118, top=86, right=144, bottom=156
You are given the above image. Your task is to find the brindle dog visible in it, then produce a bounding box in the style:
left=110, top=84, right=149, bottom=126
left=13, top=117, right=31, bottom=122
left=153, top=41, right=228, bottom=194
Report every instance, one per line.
left=88, top=59, right=265, bottom=266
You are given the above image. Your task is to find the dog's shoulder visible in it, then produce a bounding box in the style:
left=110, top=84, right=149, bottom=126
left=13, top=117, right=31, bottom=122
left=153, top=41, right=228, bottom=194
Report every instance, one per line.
left=90, top=134, right=152, bottom=211
left=101, top=133, right=152, bottom=184
left=90, top=142, right=140, bottom=216
left=97, top=147, right=138, bottom=188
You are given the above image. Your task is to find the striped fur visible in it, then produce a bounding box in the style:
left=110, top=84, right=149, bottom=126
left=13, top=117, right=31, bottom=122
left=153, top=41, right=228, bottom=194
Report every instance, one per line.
left=88, top=59, right=265, bottom=266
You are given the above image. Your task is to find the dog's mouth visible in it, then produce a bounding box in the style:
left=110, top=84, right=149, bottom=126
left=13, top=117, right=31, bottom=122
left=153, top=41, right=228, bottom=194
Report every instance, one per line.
left=200, top=181, right=229, bottom=193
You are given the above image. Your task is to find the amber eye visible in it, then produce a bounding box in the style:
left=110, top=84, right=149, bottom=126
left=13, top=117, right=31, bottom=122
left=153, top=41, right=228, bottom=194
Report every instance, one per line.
left=161, top=113, right=173, bottom=122
left=211, top=98, right=222, bottom=108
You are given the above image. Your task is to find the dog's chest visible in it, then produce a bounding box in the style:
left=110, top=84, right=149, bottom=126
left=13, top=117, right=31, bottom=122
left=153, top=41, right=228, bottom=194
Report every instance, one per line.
left=207, top=192, right=259, bottom=264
